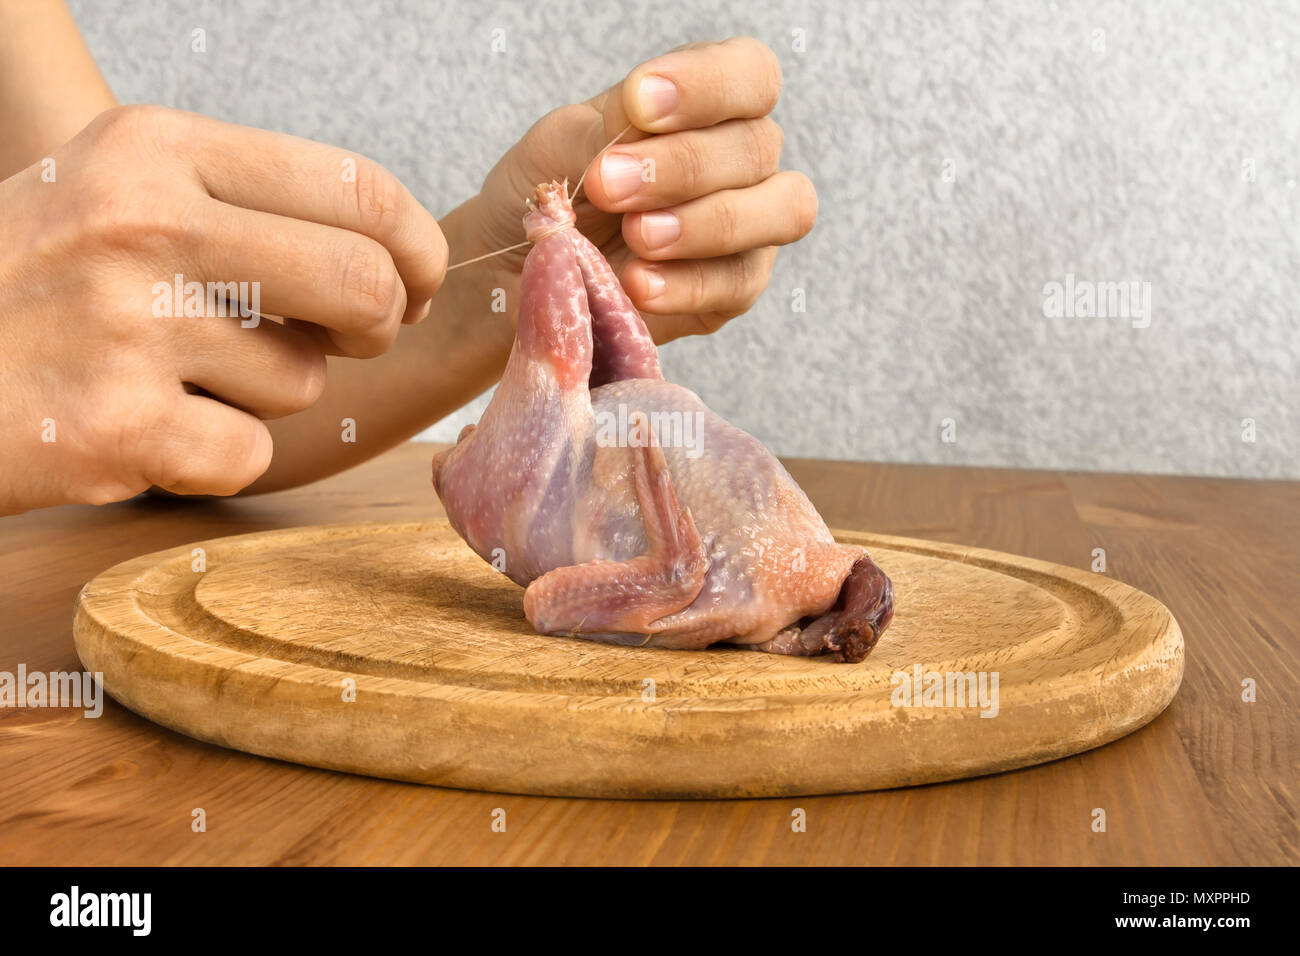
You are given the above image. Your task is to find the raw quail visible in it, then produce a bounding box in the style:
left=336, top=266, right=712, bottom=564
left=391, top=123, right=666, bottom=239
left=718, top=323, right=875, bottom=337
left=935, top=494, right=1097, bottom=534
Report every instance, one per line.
left=432, top=182, right=893, bottom=661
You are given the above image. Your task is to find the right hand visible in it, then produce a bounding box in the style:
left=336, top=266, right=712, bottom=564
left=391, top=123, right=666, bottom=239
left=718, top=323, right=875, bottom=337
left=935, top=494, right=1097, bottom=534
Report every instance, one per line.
left=0, top=105, right=448, bottom=514
left=464, top=37, right=811, bottom=344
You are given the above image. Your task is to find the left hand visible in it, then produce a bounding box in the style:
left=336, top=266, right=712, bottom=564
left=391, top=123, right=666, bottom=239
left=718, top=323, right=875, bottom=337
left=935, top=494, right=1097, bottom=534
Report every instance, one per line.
left=461, top=36, right=817, bottom=343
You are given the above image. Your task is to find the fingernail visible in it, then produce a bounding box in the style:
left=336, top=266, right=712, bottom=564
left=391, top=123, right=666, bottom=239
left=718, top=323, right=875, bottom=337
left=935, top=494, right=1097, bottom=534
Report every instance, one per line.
left=639, top=210, right=681, bottom=250
left=406, top=299, right=432, bottom=324
left=600, top=152, right=643, bottom=201
left=643, top=269, right=666, bottom=300
left=637, top=74, right=679, bottom=122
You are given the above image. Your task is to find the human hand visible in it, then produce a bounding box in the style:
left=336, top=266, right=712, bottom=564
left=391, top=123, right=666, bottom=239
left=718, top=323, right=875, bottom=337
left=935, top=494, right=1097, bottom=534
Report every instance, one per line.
left=0, top=105, right=447, bottom=514
left=462, top=37, right=816, bottom=342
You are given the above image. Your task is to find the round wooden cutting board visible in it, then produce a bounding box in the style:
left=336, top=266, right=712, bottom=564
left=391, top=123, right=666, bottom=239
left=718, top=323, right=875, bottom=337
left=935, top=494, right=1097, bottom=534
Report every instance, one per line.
left=73, top=520, right=1183, bottom=799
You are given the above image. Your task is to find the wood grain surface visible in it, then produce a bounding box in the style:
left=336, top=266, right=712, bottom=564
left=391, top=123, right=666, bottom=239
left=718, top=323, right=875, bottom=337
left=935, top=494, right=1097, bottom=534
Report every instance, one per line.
left=71, top=521, right=1182, bottom=798
left=1, top=443, right=1295, bottom=864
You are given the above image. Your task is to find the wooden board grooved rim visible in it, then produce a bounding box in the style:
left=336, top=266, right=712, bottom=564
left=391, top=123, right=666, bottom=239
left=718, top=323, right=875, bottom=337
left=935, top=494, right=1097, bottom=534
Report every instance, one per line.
left=72, top=520, right=1183, bottom=798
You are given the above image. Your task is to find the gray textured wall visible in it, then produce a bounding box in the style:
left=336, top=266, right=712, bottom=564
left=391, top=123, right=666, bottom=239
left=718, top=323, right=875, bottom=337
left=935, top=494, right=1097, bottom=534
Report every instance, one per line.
left=70, top=0, right=1298, bottom=477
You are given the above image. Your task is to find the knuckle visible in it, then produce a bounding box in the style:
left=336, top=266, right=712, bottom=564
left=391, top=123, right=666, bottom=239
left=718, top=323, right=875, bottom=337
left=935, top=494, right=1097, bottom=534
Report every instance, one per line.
left=729, top=253, right=761, bottom=302
left=339, top=241, right=399, bottom=326
left=755, top=43, right=783, bottom=108
left=72, top=183, right=197, bottom=259
left=764, top=60, right=783, bottom=108
left=101, top=302, right=145, bottom=351
left=99, top=403, right=163, bottom=490
left=281, top=343, right=328, bottom=413
left=751, top=118, right=783, bottom=172
left=533, top=103, right=592, bottom=153
left=723, top=37, right=782, bottom=110
left=75, top=485, right=120, bottom=507
left=421, top=223, right=450, bottom=295
left=690, top=309, right=730, bottom=336
left=714, top=198, right=742, bottom=247
left=162, top=422, right=269, bottom=496
left=85, top=104, right=181, bottom=164
left=219, top=424, right=272, bottom=493
left=71, top=457, right=148, bottom=509
left=67, top=107, right=185, bottom=250
left=407, top=219, right=449, bottom=299
left=74, top=480, right=146, bottom=507
left=673, top=135, right=710, bottom=194
left=686, top=260, right=710, bottom=306
left=90, top=104, right=164, bottom=142
left=108, top=400, right=186, bottom=492
left=348, top=159, right=402, bottom=239
left=788, top=172, right=818, bottom=238
left=75, top=200, right=133, bottom=251
left=524, top=102, right=581, bottom=147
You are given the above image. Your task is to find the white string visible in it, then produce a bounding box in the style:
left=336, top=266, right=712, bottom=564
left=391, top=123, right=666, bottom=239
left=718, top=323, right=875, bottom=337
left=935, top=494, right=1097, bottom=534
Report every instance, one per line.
left=445, top=239, right=531, bottom=272
left=569, top=122, right=634, bottom=203
left=445, top=122, right=636, bottom=272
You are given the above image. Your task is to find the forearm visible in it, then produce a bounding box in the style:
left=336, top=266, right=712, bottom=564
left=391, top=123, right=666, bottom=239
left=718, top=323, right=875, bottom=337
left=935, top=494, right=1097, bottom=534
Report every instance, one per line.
left=0, top=0, right=116, bottom=179
left=245, top=196, right=519, bottom=494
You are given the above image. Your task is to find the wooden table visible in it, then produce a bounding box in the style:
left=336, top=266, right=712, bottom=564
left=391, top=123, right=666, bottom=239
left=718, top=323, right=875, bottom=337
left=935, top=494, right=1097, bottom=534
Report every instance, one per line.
left=1, top=443, right=1295, bottom=865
